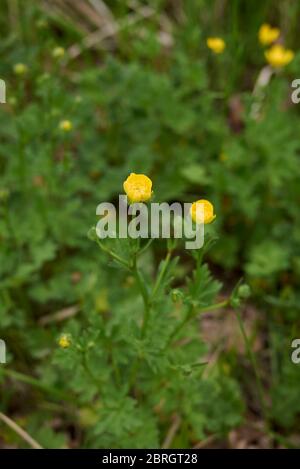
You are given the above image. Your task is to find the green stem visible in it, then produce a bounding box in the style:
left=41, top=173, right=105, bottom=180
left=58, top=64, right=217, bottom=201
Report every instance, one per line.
left=132, top=257, right=149, bottom=314
left=140, top=301, right=150, bottom=339
left=137, top=239, right=154, bottom=257
left=82, top=351, right=102, bottom=388
left=4, top=205, right=20, bottom=254
left=0, top=368, right=71, bottom=401
left=166, top=305, right=194, bottom=348
left=236, top=309, right=295, bottom=448
left=127, top=253, right=150, bottom=392
left=198, top=299, right=228, bottom=313
left=167, top=300, right=229, bottom=348
left=128, top=358, right=140, bottom=392
left=95, top=238, right=130, bottom=269
left=151, top=251, right=172, bottom=301
left=111, top=350, right=121, bottom=386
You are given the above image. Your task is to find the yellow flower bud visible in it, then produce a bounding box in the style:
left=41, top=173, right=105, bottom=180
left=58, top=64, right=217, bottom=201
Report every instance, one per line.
left=265, top=44, right=294, bottom=68
left=52, top=47, right=65, bottom=59
left=123, top=173, right=152, bottom=203
left=58, top=334, right=71, bottom=349
left=206, top=37, right=226, bottom=54
left=190, top=199, right=216, bottom=224
left=258, top=24, right=280, bottom=46
left=59, top=120, right=73, bottom=132
left=13, top=63, right=28, bottom=76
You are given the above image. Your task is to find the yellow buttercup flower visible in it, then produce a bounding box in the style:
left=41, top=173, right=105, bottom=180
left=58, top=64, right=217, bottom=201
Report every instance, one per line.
left=265, top=44, right=294, bottom=68
left=52, top=46, right=65, bottom=59
left=190, top=199, right=216, bottom=224
left=13, top=63, right=28, bottom=75
left=59, top=119, right=73, bottom=132
left=258, top=23, right=280, bottom=46
left=123, top=173, right=152, bottom=203
left=58, top=334, right=71, bottom=349
left=206, top=37, right=226, bottom=54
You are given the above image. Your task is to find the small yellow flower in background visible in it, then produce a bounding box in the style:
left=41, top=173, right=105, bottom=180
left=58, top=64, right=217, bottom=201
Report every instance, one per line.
left=13, top=63, right=28, bottom=76
left=52, top=46, right=65, bottom=59
left=8, top=96, right=17, bottom=107
left=206, top=37, right=226, bottom=54
left=265, top=44, right=294, bottom=68
left=59, top=119, right=73, bottom=132
left=258, top=23, right=280, bottom=46
left=36, top=18, right=48, bottom=29
left=123, top=173, right=153, bottom=203
left=78, top=407, right=99, bottom=427
left=0, top=188, right=10, bottom=201
left=58, top=334, right=71, bottom=349
left=219, top=152, right=228, bottom=162
left=190, top=199, right=216, bottom=224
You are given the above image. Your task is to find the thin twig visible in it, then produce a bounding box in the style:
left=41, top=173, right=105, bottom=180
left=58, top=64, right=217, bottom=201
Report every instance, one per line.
left=0, top=368, right=72, bottom=401
left=0, top=412, right=43, bottom=449
left=88, top=0, right=116, bottom=25
left=162, top=415, right=182, bottom=449
left=193, top=435, right=216, bottom=449
left=250, top=65, right=274, bottom=120
left=42, top=1, right=92, bottom=34
left=38, top=305, right=79, bottom=326
left=66, top=6, right=155, bottom=60
left=202, top=342, right=224, bottom=378
left=70, top=0, right=110, bottom=29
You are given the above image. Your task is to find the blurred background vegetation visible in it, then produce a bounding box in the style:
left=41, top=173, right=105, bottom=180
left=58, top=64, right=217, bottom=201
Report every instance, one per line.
left=1, top=0, right=300, bottom=449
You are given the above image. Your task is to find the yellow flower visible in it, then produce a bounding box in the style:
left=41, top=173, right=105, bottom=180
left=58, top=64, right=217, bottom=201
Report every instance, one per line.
left=59, top=120, right=73, bottom=132
left=265, top=44, right=294, bottom=68
left=52, top=46, right=65, bottom=59
left=190, top=199, right=216, bottom=224
left=123, top=173, right=152, bottom=203
left=206, top=37, right=226, bottom=54
left=13, top=63, right=28, bottom=75
left=58, top=334, right=71, bottom=349
left=258, top=23, right=280, bottom=46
